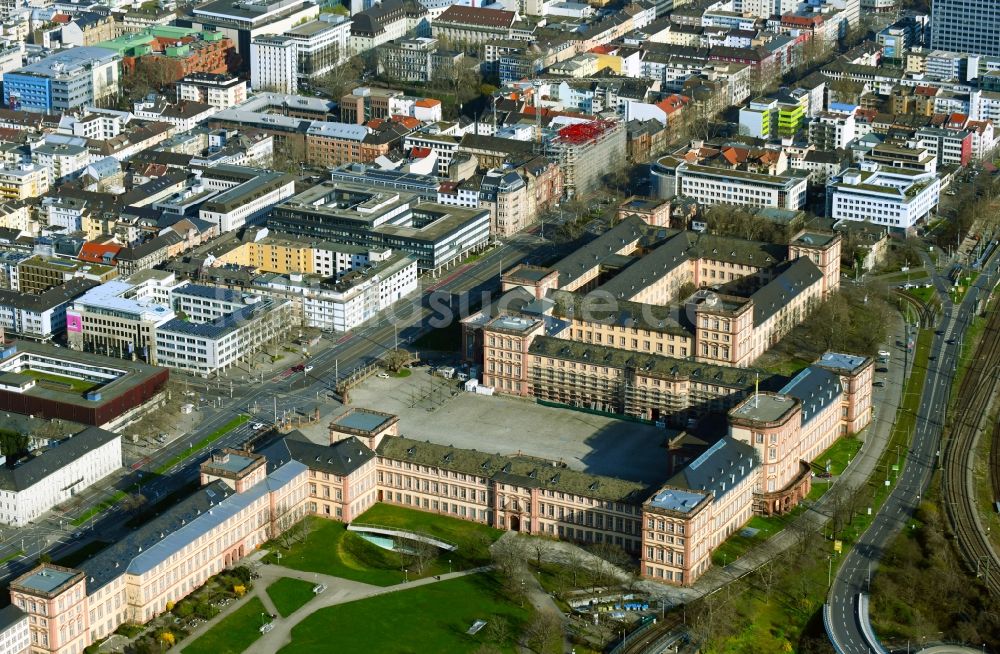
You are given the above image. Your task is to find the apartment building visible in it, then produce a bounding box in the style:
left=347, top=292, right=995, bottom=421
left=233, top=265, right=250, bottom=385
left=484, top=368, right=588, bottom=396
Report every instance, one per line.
left=177, top=73, right=247, bottom=108
left=0, top=427, right=120, bottom=527
left=0, top=165, right=49, bottom=201
left=211, top=230, right=374, bottom=278
left=350, top=0, right=427, bottom=55
left=827, top=162, right=941, bottom=231
left=0, top=279, right=98, bottom=342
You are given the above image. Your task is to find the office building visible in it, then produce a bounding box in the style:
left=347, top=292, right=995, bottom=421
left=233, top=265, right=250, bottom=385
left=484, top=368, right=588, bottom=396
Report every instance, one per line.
left=0, top=340, right=169, bottom=428
left=285, top=16, right=351, bottom=84
left=17, top=256, right=117, bottom=295
left=181, top=0, right=320, bottom=67
left=0, top=426, right=120, bottom=527
left=651, top=156, right=808, bottom=211
left=197, top=168, right=297, bottom=232
left=3, top=47, right=120, bottom=113
left=930, top=0, right=1000, bottom=58
left=269, top=183, right=491, bottom=272
left=66, top=271, right=183, bottom=361
left=250, top=35, right=297, bottom=94
left=155, top=296, right=292, bottom=376
left=0, top=606, right=28, bottom=654
left=827, top=162, right=941, bottom=231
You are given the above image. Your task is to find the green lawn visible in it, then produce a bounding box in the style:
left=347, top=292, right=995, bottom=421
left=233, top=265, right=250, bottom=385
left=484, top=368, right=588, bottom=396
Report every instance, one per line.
left=20, top=369, right=99, bottom=393
left=266, top=578, right=315, bottom=617
left=155, top=414, right=249, bottom=474
left=712, top=511, right=806, bottom=567
left=269, top=507, right=501, bottom=586
left=182, top=597, right=267, bottom=654
left=811, top=436, right=862, bottom=476
left=904, top=285, right=936, bottom=304
left=393, top=368, right=412, bottom=378
left=267, top=518, right=406, bottom=586
left=353, top=503, right=502, bottom=561
left=277, top=573, right=529, bottom=654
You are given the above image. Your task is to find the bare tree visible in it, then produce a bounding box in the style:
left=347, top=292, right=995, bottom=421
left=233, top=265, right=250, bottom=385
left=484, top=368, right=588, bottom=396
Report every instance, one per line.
left=484, top=615, right=510, bottom=645
left=523, top=611, right=563, bottom=654
left=401, top=538, right=437, bottom=574
left=491, top=536, right=526, bottom=580
left=755, top=558, right=779, bottom=603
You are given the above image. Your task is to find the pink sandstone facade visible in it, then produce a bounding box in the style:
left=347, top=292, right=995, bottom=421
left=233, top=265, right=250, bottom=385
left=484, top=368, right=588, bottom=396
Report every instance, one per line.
left=6, top=360, right=872, bottom=647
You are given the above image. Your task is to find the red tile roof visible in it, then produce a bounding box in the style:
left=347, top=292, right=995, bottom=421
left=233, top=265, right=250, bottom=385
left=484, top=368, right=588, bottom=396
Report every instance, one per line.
left=78, top=242, right=122, bottom=264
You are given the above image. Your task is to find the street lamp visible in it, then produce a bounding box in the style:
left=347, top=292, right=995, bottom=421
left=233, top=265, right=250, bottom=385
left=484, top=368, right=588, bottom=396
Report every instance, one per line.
left=448, top=558, right=452, bottom=574
left=404, top=568, right=408, bottom=582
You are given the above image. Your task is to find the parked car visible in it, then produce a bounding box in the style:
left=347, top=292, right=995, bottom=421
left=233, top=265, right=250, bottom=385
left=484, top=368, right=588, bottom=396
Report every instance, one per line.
left=377, top=372, right=390, bottom=379
left=878, top=350, right=890, bottom=358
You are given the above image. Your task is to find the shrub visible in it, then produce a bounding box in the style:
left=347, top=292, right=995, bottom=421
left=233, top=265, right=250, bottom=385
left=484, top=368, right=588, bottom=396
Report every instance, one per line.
left=115, top=623, right=145, bottom=638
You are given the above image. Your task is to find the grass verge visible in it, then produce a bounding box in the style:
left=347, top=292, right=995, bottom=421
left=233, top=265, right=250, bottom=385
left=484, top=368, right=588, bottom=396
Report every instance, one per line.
left=156, top=415, right=249, bottom=474
left=182, top=597, right=267, bottom=654
left=266, top=578, right=316, bottom=617
left=73, top=415, right=249, bottom=526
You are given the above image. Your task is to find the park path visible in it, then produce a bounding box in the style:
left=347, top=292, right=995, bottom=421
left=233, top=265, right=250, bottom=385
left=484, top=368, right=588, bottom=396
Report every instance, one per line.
left=176, top=561, right=492, bottom=654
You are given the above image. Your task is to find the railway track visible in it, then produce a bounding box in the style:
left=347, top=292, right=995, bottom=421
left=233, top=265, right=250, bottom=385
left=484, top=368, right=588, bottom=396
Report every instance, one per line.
left=942, top=304, right=1000, bottom=594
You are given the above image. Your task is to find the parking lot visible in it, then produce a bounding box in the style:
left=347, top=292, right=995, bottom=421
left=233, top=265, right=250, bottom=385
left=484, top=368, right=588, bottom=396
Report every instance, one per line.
left=347, top=367, right=671, bottom=485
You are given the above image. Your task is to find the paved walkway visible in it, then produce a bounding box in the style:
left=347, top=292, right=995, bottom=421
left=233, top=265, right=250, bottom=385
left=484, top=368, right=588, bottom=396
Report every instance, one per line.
left=496, top=315, right=912, bottom=610
left=177, top=562, right=492, bottom=653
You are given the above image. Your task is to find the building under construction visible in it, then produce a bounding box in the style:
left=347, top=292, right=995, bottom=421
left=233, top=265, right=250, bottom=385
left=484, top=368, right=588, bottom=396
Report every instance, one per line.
left=546, top=119, right=625, bottom=198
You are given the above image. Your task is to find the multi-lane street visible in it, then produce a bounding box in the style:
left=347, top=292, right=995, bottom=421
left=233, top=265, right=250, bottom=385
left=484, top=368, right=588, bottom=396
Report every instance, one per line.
left=0, top=234, right=542, bottom=583
left=826, top=250, right=1000, bottom=654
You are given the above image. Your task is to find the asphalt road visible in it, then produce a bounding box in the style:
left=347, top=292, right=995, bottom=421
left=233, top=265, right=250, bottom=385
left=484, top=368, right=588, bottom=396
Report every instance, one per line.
left=0, top=234, right=543, bottom=583
left=826, top=252, right=1000, bottom=654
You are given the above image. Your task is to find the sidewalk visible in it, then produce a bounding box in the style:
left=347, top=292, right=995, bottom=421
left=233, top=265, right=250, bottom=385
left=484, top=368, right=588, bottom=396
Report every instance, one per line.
left=684, top=314, right=908, bottom=599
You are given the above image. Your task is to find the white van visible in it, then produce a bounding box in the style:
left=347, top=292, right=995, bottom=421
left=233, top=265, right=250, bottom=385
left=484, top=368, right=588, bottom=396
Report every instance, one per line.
left=877, top=350, right=890, bottom=358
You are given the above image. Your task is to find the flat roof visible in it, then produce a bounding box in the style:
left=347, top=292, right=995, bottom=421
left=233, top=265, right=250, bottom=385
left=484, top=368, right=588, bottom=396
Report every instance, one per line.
left=204, top=452, right=257, bottom=474
left=818, top=351, right=868, bottom=373
left=331, top=408, right=393, bottom=433
left=14, top=567, right=77, bottom=594
left=648, top=487, right=707, bottom=513
left=731, top=393, right=796, bottom=423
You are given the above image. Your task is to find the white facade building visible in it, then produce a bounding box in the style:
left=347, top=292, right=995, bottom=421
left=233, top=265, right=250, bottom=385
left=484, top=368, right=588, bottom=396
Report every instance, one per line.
left=198, top=170, right=297, bottom=233
left=255, top=251, right=418, bottom=332
left=0, top=606, right=29, bottom=654
left=827, top=162, right=941, bottom=230
left=177, top=74, right=248, bottom=109
left=154, top=297, right=292, bottom=377
left=0, top=427, right=121, bottom=527
left=250, top=35, right=298, bottom=94
left=285, top=15, right=351, bottom=83
left=651, top=156, right=809, bottom=210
